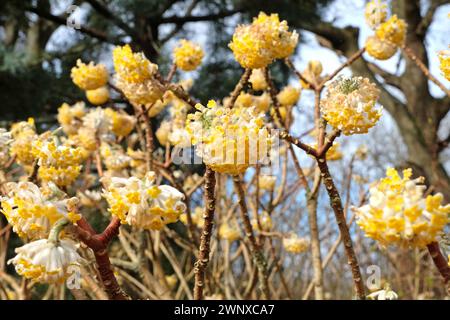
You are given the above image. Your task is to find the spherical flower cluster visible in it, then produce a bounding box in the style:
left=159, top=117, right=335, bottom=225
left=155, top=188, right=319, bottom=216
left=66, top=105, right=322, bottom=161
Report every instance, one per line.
left=32, top=136, right=84, bottom=187
left=321, top=76, right=382, bottom=135
left=103, top=172, right=186, bottom=230
left=186, top=100, right=273, bottom=175
left=1, top=181, right=80, bottom=239
left=367, top=284, right=399, bottom=300
left=229, top=12, right=298, bottom=69
left=354, top=168, right=450, bottom=248
left=258, top=175, right=276, bottom=191
left=180, top=207, right=204, bottom=229
left=365, top=35, right=397, bottom=60
left=231, top=92, right=271, bottom=113
left=249, top=69, right=268, bottom=91
left=439, top=50, right=450, bottom=81
left=283, top=234, right=309, bottom=254
left=113, top=45, right=164, bottom=106
left=365, top=0, right=388, bottom=30
left=219, top=222, right=240, bottom=242
left=251, top=211, right=273, bottom=232
left=376, top=15, right=407, bottom=47
left=277, top=85, right=301, bottom=106
left=0, top=128, right=12, bottom=167
left=57, top=102, right=86, bottom=135
left=71, top=59, right=108, bottom=91
left=8, top=239, right=83, bottom=284
left=104, top=108, right=136, bottom=137
left=100, top=143, right=131, bottom=172
left=9, top=118, right=38, bottom=169
left=173, top=39, right=204, bottom=71
left=86, top=86, right=110, bottom=105
left=300, top=60, right=324, bottom=88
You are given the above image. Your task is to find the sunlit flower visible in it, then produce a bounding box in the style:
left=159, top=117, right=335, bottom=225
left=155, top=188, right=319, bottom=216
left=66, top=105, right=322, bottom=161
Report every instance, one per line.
left=180, top=206, right=204, bottom=229
left=367, top=284, right=398, bottom=300
left=258, top=175, right=276, bottom=191
left=283, top=234, right=309, bottom=253
left=86, top=86, right=110, bottom=105
left=104, top=108, right=136, bottom=137
left=321, top=76, right=382, bottom=135
left=439, top=49, right=450, bottom=81
left=165, top=274, right=178, bottom=289
left=231, top=92, right=271, bottom=113
left=103, top=172, right=186, bottom=230
left=375, top=15, right=407, bottom=47
left=219, top=222, right=240, bottom=242
left=10, top=118, right=38, bottom=169
left=9, top=239, right=83, bottom=284
left=0, top=128, right=12, bottom=167
left=229, top=12, right=298, bottom=69
left=100, top=143, right=131, bottom=171
left=365, top=0, right=388, bottom=29
left=57, top=102, right=86, bottom=135
left=366, top=35, right=397, bottom=60
left=156, top=121, right=171, bottom=145
left=71, top=59, right=108, bottom=90
left=173, top=39, right=204, bottom=71
left=249, top=68, right=268, bottom=91
left=354, top=168, right=450, bottom=248
left=186, top=100, right=273, bottom=175
left=300, top=60, right=324, bottom=88
left=277, top=85, right=301, bottom=106
left=1, top=182, right=80, bottom=239
left=116, top=76, right=164, bottom=106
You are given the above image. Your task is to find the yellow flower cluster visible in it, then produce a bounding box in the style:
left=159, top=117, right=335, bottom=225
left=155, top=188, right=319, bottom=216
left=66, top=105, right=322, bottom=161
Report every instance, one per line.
left=229, top=12, right=298, bottom=69
left=179, top=207, right=204, bottom=229
left=9, top=239, right=83, bottom=284
left=86, top=86, right=110, bottom=105
left=113, top=45, right=164, bottom=106
left=57, top=102, right=86, bottom=135
left=103, top=172, right=186, bottom=230
left=173, top=39, right=204, bottom=71
left=258, top=175, right=276, bottom=191
left=0, top=128, right=12, bottom=167
left=1, top=181, right=80, bottom=239
left=186, top=100, right=272, bottom=175
left=231, top=92, right=271, bottom=113
left=300, top=60, right=323, bottom=89
left=365, top=2, right=407, bottom=60
left=321, top=76, right=382, bottom=135
left=219, top=222, right=240, bottom=242
left=364, top=0, right=387, bottom=30
left=9, top=118, right=38, bottom=169
left=251, top=211, right=273, bottom=232
left=355, top=168, right=450, bottom=248
left=439, top=50, right=450, bottom=81
left=71, top=59, right=108, bottom=91
left=104, top=108, right=136, bottom=137
left=309, top=142, right=343, bottom=161
left=32, top=135, right=84, bottom=187
left=277, top=85, right=301, bottom=106
left=100, top=143, right=131, bottom=172
left=283, top=234, right=309, bottom=254
left=249, top=69, right=268, bottom=91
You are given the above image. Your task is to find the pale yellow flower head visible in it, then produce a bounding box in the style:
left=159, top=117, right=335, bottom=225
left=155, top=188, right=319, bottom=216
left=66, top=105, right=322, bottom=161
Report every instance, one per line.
left=219, top=222, right=240, bottom=242
left=375, top=15, right=407, bottom=47
left=71, top=59, right=108, bottom=90
left=365, top=0, right=388, bottom=29
left=251, top=211, right=273, bottom=232
left=321, top=76, right=382, bottom=135
left=113, top=44, right=157, bottom=83
left=86, top=86, right=110, bottom=105
left=283, top=234, right=309, bottom=254
left=57, top=102, right=86, bottom=135
left=277, top=85, right=301, bottom=106
left=103, top=172, right=186, bottom=230
left=10, top=118, right=38, bottom=168
left=1, top=181, right=80, bottom=239
left=104, top=108, right=136, bottom=137
left=186, top=100, right=273, bottom=175
left=365, top=35, right=398, bottom=60
left=173, top=39, right=204, bottom=71
left=258, top=175, right=276, bottom=191
left=355, top=168, right=450, bottom=248
left=249, top=68, right=268, bottom=91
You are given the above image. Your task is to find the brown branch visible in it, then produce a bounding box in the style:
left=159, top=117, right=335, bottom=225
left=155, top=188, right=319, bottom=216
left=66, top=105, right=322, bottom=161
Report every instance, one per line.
left=226, top=69, right=251, bottom=108
left=193, top=167, right=216, bottom=300
left=427, top=242, right=450, bottom=285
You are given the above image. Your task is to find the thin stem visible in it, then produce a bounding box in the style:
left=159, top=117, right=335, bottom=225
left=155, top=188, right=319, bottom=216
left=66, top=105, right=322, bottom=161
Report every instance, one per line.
left=226, top=68, right=251, bottom=108
left=233, top=175, right=270, bottom=299
left=193, top=167, right=216, bottom=300
left=316, top=157, right=365, bottom=299
left=427, top=241, right=450, bottom=285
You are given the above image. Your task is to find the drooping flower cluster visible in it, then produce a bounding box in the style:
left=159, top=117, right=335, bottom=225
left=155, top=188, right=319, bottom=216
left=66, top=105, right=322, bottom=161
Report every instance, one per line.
left=113, top=44, right=164, bottom=106
left=229, top=12, right=298, bottom=69
left=179, top=207, right=204, bottom=229
left=277, top=85, right=301, bottom=107
left=300, top=60, right=324, bottom=89
left=219, top=221, right=241, bottom=242
left=230, top=92, right=271, bottom=113
left=57, top=102, right=86, bottom=135
left=8, top=239, right=83, bottom=284
left=0, top=128, right=12, bottom=167
left=251, top=211, right=273, bottom=232
left=32, top=134, right=85, bottom=187
left=249, top=69, right=268, bottom=91
left=258, top=175, right=276, bottom=191
left=1, top=181, right=80, bottom=239
left=321, top=76, right=382, bottom=135
left=103, top=172, right=186, bottom=230
left=354, top=168, right=450, bottom=248
left=186, top=100, right=273, bottom=175
left=364, top=2, right=407, bottom=60
left=173, top=39, right=204, bottom=71
left=283, top=234, right=309, bottom=254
